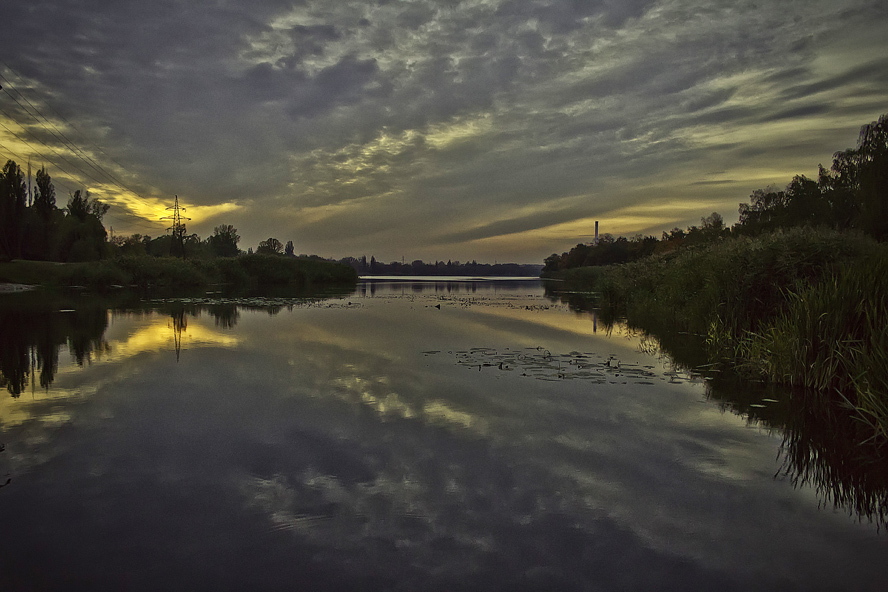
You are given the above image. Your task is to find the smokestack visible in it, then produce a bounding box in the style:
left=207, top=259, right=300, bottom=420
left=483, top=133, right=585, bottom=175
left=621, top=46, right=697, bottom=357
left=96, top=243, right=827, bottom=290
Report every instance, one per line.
left=594, top=220, right=599, bottom=245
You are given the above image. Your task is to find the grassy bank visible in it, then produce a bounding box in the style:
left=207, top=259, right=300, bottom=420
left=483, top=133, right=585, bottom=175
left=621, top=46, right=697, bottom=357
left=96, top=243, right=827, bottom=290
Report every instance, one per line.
left=0, top=254, right=358, bottom=292
left=552, top=227, right=888, bottom=443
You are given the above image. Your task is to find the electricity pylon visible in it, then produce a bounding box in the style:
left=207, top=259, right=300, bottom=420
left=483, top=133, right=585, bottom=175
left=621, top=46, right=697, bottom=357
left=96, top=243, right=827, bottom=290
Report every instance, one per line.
left=161, top=195, right=191, bottom=258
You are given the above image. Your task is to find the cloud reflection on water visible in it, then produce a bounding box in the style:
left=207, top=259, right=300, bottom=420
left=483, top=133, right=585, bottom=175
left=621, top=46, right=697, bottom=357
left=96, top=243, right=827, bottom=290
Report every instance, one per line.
left=0, top=285, right=884, bottom=589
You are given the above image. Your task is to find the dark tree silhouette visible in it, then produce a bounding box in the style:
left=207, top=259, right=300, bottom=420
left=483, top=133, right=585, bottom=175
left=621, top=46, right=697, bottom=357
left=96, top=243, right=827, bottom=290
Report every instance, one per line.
left=257, top=237, right=284, bottom=255
left=0, top=160, right=27, bottom=259
left=208, top=224, right=240, bottom=257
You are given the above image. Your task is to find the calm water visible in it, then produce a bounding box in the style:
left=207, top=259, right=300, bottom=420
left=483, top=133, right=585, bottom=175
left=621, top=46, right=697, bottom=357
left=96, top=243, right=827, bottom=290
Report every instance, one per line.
left=0, top=279, right=885, bottom=590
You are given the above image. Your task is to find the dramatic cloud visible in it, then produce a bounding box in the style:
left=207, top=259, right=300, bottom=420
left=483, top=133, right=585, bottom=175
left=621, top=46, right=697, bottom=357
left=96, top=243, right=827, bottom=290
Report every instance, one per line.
left=1, top=0, right=886, bottom=261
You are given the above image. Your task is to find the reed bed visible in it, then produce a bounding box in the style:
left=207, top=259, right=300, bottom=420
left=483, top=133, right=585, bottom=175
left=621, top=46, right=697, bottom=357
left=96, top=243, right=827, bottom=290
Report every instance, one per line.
left=557, top=227, right=888, bottom=444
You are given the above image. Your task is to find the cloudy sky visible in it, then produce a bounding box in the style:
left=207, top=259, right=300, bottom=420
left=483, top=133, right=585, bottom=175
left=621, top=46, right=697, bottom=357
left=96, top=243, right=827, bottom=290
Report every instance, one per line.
left=1, top=0, right=886, bottom=263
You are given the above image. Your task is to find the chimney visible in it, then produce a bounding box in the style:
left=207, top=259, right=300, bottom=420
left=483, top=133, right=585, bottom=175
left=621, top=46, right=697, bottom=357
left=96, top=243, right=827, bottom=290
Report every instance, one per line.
left=594, top=220, right=599, bottom=245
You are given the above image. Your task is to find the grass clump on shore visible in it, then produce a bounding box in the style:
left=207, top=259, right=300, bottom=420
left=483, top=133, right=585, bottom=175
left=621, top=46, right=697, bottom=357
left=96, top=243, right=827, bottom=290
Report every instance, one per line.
left=737, top=251, right=888, bottom=442
left=553, top=227, right=888, bottom=443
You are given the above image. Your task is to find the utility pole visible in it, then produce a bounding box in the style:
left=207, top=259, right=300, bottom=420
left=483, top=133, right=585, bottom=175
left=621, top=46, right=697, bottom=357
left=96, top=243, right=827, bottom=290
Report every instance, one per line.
left=161, top=195, right=191, bottom=258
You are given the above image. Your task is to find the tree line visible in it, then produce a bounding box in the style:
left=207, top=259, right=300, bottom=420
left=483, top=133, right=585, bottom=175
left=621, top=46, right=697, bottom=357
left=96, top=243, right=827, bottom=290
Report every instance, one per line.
left=543, top=112, right=888, bottom=274
left=0, top=160, right=109, bottom=262
left=338, top=256, right=543, bottom=277
left=2, top=165, right=529, bottom=274
left=0, top=161, right=308, bottom=262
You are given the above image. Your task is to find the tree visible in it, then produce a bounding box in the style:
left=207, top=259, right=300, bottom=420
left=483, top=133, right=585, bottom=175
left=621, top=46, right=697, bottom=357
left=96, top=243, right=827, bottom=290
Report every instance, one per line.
left=285, top=240, right=295, bottom=257
left=818, top=154, right=860, bottom=229
left=33, top=166, right=56, bottom=219
left=257, top=237, right=283, bottom=255
left=111, top=234, right=149, bottom=256
left=0, top=160, right=27, bottom=259
left=60, top=189, right=109, bottom=261
left=66, top=189, right=91, bottom=221
left=699, top=212, right=726, bottom=242
left=208, top=224, right=240, bottom=257
left=25, top=166, right=60, bottom=260
left=856, top=113, right=888, bottom=239
left=737, top=186, right=788, bottom=234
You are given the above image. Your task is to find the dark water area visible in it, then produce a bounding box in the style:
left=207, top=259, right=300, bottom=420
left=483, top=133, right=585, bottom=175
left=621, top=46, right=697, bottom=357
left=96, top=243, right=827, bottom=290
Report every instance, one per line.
left=0, top=280, right=885, bottom=590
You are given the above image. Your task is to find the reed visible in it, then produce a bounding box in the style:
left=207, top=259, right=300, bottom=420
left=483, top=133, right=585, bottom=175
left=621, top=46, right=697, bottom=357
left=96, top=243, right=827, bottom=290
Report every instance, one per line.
left=740, top=251, right=888, bottom=442
left=555, top=227, right=887, bottom=443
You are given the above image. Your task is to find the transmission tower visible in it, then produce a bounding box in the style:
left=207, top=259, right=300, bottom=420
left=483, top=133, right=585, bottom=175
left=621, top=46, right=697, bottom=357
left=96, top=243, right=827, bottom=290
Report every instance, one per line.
left=161, top=195, right=191, bottom=258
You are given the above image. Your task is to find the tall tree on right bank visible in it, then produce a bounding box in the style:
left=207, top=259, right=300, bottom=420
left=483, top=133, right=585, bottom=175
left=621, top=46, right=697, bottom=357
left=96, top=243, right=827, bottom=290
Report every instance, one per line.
left=856, top=113, right=888, bottom=239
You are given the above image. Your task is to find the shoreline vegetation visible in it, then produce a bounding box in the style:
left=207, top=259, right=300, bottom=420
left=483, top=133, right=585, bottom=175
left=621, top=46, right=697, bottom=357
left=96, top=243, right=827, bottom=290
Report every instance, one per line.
left=542, top=113, right=888, bottom=445
left=546, top=228, right=887, bottom=444
left=0, top=254, right=357, bottom=293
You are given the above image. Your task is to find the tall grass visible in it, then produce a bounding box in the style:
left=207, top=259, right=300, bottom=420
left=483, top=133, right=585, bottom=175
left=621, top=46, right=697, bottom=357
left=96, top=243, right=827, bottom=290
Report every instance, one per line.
left=555, top=227, right=887, bottom=444
left=740, top=251, right=888, bottom=443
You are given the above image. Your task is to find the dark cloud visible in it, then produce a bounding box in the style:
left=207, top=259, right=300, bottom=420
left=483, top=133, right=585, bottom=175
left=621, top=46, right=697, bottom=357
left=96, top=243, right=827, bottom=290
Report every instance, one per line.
left=0, top=0, right=885, bottom=261
left=434, top=209, right=585, bottom=245
left=761, top=104, right=832, bottom=123
left=779, top=57, right=888, bottom=100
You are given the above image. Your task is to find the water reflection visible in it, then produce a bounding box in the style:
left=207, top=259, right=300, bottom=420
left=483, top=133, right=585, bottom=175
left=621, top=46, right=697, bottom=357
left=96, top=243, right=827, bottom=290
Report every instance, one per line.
left=546, top=284, right=888, bottom=530
left=1, top=283, right=885, bottom=589
left=0, top=299, right=109, bottom=396
left=706, top=376, right=888, bottom=528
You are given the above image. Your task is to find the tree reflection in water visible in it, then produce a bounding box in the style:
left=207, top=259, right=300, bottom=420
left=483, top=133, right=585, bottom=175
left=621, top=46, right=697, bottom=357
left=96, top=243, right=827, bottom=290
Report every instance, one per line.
left=3, top=290, right=887, bottom=530
left=0, top=300, right=109, bottom=396
left=779, top=393, right=888, bottom=529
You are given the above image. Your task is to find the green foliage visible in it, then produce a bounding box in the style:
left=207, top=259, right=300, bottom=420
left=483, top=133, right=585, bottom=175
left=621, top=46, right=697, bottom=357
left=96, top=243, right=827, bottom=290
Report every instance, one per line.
left=112, top=256, right=211, bottom=288
left=55, top=207, right=108, bottom=262
left=1, top=253, right=357, bottom=292
left=856, top=113, right=888, bottom=239
left=235, top=254, right=355, bottom=286
left=256, top=237, right=284, bottom=255
left=0, top=160, right=27, bottom=259
left=738, top=250, right=888, bottom=443
left=546, top=113, right=888, bottom=277
left=568, top=227, right=887, bottom=443
left=208, top=224, right=240, bottom=257
left=33, top=166, right=56, bottom=217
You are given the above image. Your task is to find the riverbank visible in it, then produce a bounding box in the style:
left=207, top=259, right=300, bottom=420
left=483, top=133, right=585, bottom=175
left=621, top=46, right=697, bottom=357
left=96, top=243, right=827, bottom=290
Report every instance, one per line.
left=0, top=255, right=357, bottom=293
left=547, top=227, right=888, bottom=444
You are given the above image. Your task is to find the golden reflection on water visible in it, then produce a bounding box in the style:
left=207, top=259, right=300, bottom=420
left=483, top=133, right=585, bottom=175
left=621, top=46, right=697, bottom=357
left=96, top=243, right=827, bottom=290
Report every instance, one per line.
left=104, top=315, right=240, bottom=361
left=0, top=313, right=239, bottom=429
left=0, top=382, right=94, bottom=429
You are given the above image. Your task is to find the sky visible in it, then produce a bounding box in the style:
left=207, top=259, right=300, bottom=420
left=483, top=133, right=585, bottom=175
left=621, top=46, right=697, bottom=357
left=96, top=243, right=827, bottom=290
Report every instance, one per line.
left=1, top=0, right=886, bottom=263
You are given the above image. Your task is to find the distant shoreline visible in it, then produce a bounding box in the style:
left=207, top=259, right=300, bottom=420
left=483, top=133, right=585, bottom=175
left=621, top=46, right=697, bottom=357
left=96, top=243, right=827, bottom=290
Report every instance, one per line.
left=358, top=275, right=541, bottom=281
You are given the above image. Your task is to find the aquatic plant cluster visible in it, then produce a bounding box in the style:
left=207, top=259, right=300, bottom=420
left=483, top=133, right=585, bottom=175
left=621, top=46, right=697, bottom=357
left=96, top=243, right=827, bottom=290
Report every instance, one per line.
left=435, top=347, right=696, bottom=385
left=557, top=227, right=888, bottom=445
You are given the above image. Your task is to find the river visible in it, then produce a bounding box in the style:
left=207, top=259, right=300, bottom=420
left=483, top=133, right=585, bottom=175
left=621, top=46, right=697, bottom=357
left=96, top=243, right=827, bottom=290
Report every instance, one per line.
left=0, top=278, right=884, bottom=590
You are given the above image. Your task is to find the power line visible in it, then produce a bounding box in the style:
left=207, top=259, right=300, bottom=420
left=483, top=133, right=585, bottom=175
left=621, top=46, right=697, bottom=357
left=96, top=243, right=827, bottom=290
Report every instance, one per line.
left=0, top=65, right=205, bottom=240
left=0, top=92, right=165, bottom=232
left=1, top=146, right=160, bottom=233
left=0, top=76, right=124, bottom=189
left=1, top=129, right=160, bottom=226
left=0, top=62, right=167, bottom=223
left=0, top=106, right=119, bottom=191
left=0, top=59, right=137, bottom=180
